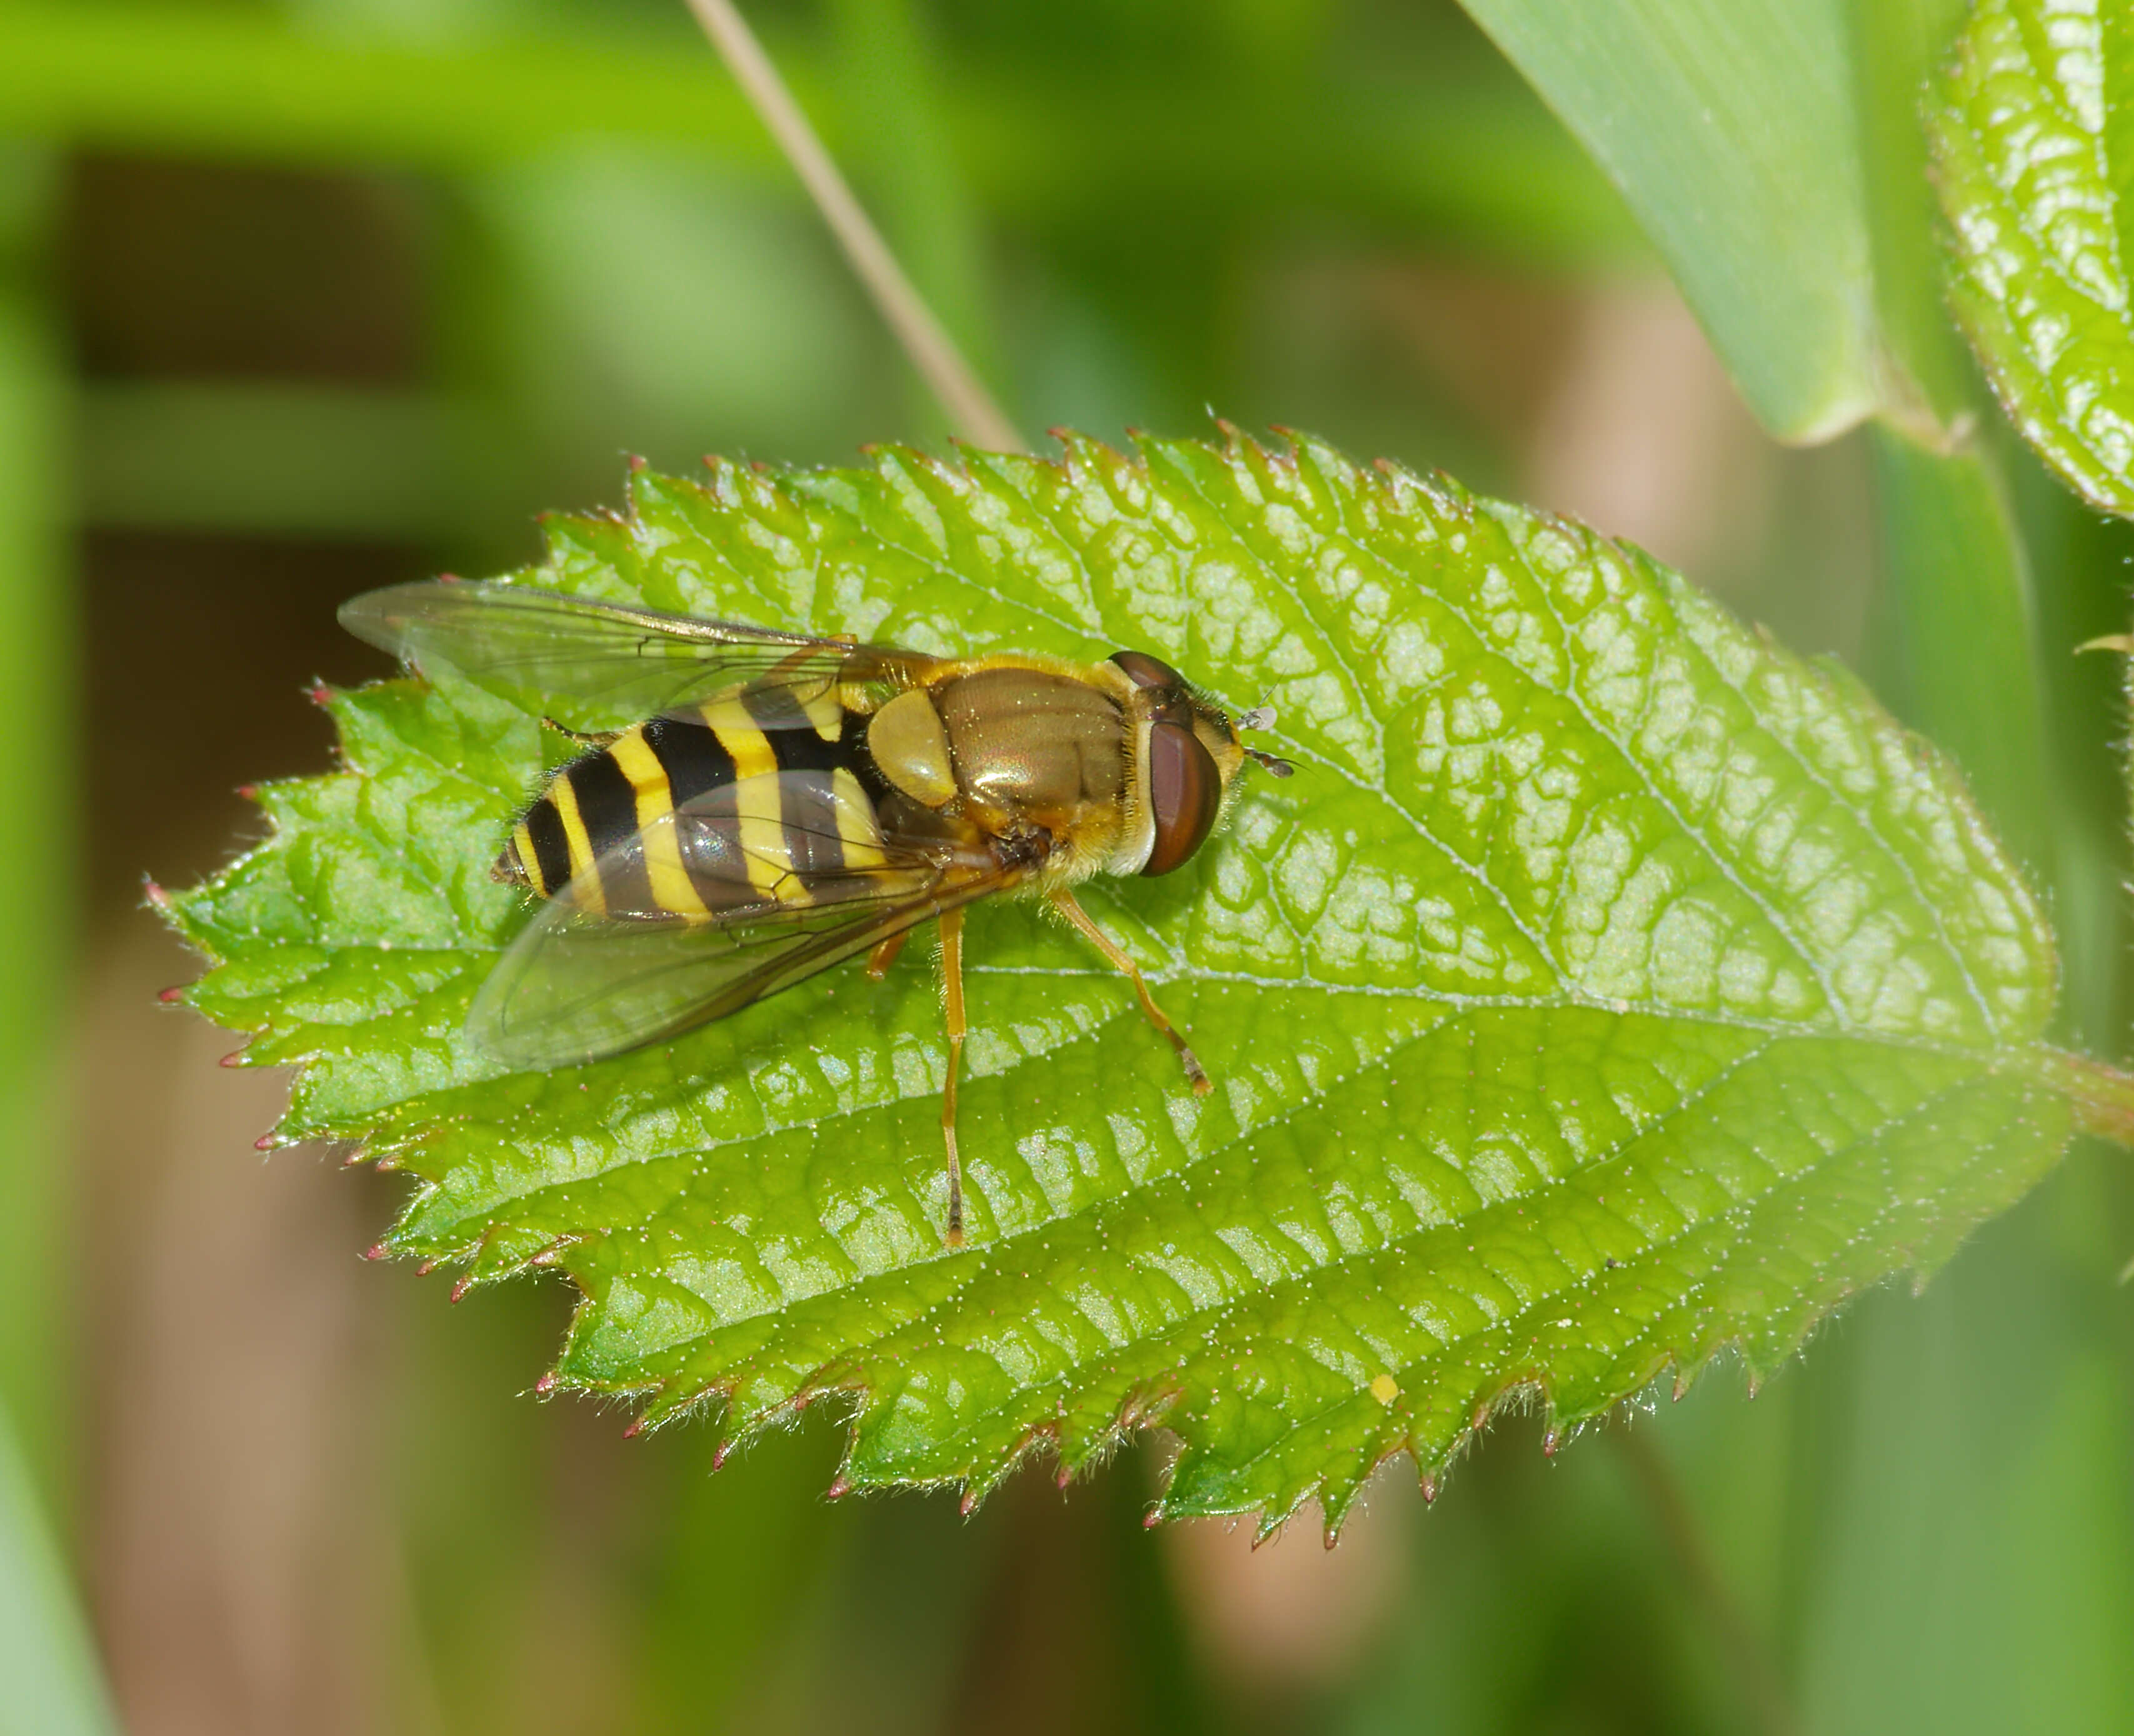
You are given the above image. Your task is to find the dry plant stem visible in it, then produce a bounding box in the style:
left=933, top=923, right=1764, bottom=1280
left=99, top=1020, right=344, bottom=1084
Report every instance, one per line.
left=681, top=0, right=1021, bottom=453
left=1611, top=1426, right=1800, bottom=1736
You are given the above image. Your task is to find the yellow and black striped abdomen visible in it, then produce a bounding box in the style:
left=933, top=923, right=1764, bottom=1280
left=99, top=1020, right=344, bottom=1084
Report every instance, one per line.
left=499, top=687, right=893, bottom=919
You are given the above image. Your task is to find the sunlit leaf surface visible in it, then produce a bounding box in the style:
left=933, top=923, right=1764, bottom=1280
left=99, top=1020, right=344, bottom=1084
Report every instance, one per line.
left=1933, top=0, right=2134, bottom=515
left=168, top=432, right=2103, bottom=1530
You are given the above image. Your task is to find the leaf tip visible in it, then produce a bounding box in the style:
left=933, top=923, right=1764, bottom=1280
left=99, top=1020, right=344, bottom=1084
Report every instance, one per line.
left=958, top=1487, right=980, bottom=1518
left=824, top=1473, right=851, bottom=1502
left=219, top=1048, right=247, bottom=1069
left=143, top=879, right=171, bottom=911
left=1141, top=1507, right=1163, bottom=1530
left=361, top=1241, right=391, bottom=1263
left=621, top=1415, right=645, bottom=1439
left=533, top=1371, right=558, bottom=1396
left=253, top=1133, right=276, bottom=1152
left=158, top=983, right=188, bottom=1004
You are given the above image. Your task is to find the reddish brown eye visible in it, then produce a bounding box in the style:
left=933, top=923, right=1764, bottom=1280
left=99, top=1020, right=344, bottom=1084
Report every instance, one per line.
left=1141, top=720, right=1221, bottom=875
left=1110, top=650, right=1187, bottom=693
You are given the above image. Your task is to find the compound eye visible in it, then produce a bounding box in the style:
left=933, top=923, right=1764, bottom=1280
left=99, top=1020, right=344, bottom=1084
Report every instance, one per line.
left=1110, top=650, right=1188, bottom=693
left=1141, top=720, right=1222, bottom=876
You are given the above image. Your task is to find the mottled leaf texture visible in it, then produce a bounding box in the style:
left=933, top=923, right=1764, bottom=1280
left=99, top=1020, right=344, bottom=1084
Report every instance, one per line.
left=1932, top=0, right=2134, bottom=514
left=168, top=433, right=2116, bottom=1535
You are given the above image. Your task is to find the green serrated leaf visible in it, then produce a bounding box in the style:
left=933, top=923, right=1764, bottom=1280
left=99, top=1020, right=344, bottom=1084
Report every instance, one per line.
left=1932, top=0, right=2134, bottom=515
left=166, top=431, right=2121, bottom=1532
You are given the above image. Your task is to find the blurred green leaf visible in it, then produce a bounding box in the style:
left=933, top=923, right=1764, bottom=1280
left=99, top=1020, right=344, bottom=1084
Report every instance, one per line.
left=168, top=431, right=2122, bottom=1530
left=0, top=2, right=1626, bottom=259
left=1455, top=0, right=1880, bottom=441
left=0, top=148, right=73, bottom=1489
left=0, top=1406, right=114, bottom=1736
left=1931, top=0, right=2134, bottom=515
left=1866, top=428, right=2051, bottom=862
left=76, top=381, right=497, bottom=541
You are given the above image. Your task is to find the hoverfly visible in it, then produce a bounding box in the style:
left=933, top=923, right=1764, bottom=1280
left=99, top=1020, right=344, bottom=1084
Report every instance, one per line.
left=340, top=581, right=1294, bottom=1244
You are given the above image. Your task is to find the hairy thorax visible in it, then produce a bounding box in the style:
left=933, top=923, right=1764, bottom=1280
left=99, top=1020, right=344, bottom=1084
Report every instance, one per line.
left=866, top=665, right=1132, bottom=881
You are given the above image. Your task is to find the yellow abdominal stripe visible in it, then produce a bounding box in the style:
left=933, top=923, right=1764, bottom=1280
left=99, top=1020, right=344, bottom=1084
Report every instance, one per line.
left=609, top=729, right=708, bottom=918
left=511, top=820, right=543, bottom=895
left=832, top=767, right=886, bottom=870
left=702, top=698, right=804, bottom=904
left=548, top=774, right=604, bottom=915
left=803, top=688, right=843, bottom=742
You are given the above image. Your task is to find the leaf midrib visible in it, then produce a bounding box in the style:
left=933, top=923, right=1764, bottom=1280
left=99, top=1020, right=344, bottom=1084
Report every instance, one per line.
left=651, top=1038, right=2016, bottom=1501
left=398, top=958, right=2042, bottom=1232
left=568, top=1006, right=2042, bottom=1425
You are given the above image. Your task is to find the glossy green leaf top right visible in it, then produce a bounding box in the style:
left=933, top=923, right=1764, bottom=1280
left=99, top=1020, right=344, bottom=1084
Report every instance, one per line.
left=1933, top=0, right=2134, bottom=514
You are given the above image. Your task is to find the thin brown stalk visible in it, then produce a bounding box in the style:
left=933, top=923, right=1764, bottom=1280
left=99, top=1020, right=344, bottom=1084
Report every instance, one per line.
left=681, top=0, right=1021, bottom=452
left=2037, top=1048, right=2134, bottom=1149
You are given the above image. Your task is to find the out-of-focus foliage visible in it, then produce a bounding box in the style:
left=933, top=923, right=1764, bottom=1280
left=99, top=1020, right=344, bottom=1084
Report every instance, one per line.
left=168, top=431, right=2112, bottom=1530
left=1932, top=0, right=2134, bottom=516
left=1456, top=0, right=1881, bottom=443
left=0, top=1408, right=113, bottom=1736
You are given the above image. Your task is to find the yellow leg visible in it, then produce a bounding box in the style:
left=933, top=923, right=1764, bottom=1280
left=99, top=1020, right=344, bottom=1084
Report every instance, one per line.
left=938, top=908, right=967, bottom=1247
left=1048, top=888, right=1211, bottom=1096
left=866, top=928, right=909, bottom=980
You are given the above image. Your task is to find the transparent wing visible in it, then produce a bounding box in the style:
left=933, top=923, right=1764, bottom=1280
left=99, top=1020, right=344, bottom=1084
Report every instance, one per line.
left=468, top=793, right=1012, bottom=1070
left=340, top=580, right=932, bottom=724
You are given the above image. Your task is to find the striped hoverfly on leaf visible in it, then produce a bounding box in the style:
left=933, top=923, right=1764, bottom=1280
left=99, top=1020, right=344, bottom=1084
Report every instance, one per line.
left=340, top=580, right=1295, bottom=1245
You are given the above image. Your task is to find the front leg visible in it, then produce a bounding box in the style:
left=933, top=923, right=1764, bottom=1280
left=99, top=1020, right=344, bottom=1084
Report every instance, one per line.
left=1047, top=888, right=1210, bottom=1095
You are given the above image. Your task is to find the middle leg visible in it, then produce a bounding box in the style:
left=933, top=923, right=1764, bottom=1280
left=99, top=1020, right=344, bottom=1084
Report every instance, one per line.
left=937, top=907, right=968, bottom=1247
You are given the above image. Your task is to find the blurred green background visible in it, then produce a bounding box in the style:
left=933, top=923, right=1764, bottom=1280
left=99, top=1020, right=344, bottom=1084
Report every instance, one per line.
left=1, top=1, right=2131, bottom=1731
